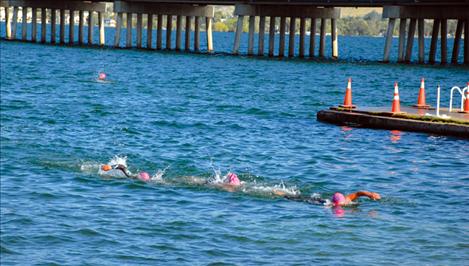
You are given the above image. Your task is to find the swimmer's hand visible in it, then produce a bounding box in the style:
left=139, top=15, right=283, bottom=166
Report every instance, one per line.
left=370, top=192, right=381, bottom=200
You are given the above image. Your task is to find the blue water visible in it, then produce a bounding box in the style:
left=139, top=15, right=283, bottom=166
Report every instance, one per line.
left=1, top=31, right=469, bottom=265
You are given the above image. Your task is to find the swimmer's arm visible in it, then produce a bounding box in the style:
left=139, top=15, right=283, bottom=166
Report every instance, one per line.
left=115, top=164, right=133, bottom=178
left=346, top=191, right=381, bottom=202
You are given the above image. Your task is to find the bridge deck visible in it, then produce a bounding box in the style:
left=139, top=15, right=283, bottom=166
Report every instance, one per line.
left=118, top=0, right=469, bottom=7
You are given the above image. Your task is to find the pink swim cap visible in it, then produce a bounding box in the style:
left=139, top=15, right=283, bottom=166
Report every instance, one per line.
left=226, top=173, right=240, bottom=186
left=98, top=72, right=106, bottom=80
left=332, top=192, right=346, bottom=206
left=137, top=172, right=150, bottom=182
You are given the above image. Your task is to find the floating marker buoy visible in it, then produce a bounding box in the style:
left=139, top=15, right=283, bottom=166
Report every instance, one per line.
left=98, top=72, right=106, bottom=80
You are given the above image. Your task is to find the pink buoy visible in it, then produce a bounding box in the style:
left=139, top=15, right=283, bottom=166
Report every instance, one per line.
left=98, top=72, right=106, bottom=80
left=137, top=172, right=150, bottom=182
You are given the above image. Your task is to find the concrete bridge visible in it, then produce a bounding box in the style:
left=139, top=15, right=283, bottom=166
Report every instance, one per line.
left=1, top=0, right=468, bottom=64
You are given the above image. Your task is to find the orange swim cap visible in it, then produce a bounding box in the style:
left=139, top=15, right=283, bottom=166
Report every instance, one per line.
left=101, top=164, right=112, bottom=171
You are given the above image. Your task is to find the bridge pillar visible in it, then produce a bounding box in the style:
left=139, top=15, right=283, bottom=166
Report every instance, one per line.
left=258, top=16, right=265, bottom=56
left=69, top=10, right=75, bottom=44
left=88, top=11, right=94, bottom=45
left=299, top=17, right=305, bottom=57
left=383, top=5, right=469, bottom=64
left=1, top=5, right=12, bottom=40
left=51, top=9, right=56, bottom=44
left=31, top=7, right=37, bottom=42
left=114, top=1, right=214, bottom=52
left=21, top=6, right=27, bottom=40
left=234, top=5, right=340, bottom=59
left=11, top=6, right=17, bottom=39
left=147, top=14, right=153, bottom=49
left=309, top=18, right=316, bottom=58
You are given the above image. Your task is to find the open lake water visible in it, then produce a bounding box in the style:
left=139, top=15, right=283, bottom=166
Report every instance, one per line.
left=1, top=25, right=468, bottom=265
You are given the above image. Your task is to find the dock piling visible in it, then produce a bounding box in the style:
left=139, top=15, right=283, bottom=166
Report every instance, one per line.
left=309, top=18, right=316, bottom=57
left=268, top=17, right=275, bottom=57
left=126, top=12, right=132, bottom=48
left=279, top=16, right=286, bottom=57
left=21, top=7, right=27, bottom=40
left=258, top=16, right=265, bottom=56
left=136, top=12, right=142, bottom=48
left=288, top=17, right=296, bottom=57
left=147, top=14, right=153, bottom=49
left=51, top=9, right=56, bottom=44
left=88, top=11, right=94, bottom=45
left=299, top=17, right=305, bottom=58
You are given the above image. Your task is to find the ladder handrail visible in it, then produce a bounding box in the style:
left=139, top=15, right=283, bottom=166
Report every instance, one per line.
left=449, top=86, right=468, bottom=112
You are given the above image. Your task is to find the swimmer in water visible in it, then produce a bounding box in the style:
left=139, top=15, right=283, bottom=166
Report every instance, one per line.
left=284, top=191, right=381, bottom=206
left=219, top=172, right=241, bottom=192
left=98, top=72, right=106, bottom=81
left=101, top=164, right=150, bottom=182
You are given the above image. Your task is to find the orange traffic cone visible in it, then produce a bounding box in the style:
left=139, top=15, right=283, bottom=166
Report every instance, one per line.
left=339, top=78, right=356, bottom=109
left=459, top=82, right=469, bottom=113
left=413, top=78, right=430, bottom=109
left=391, top=82, right=402, bottom=113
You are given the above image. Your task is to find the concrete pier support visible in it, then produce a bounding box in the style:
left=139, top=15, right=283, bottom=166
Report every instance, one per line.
left=157, top=14, right=162, bottom=50
left=464, top=19, right=469, bottom=65
left=114, top=12, right=123, bottom=47
left=147, top=14, right=153, bottom=49
left=206, top=17, right=213, bottom=52
left=21, top=6, right=27, bottom=40
left=418, top=18, right=424, bottom=63
left=3, top=6, right=11, bottom=40
left=319, top=18, right=326, bottom=58
left=331, top=18, right=338, bottom=59
left=299, top=17, right=305, bottom=58
left=126, top=12, right=132, bottom=48
left=233, top=15, right=243, bottom=54
left=233, top=5, right=340, bottom=58
left=383, top=18, right=396, bottom=62
left=440, top=19, right=447, bottom=64
left=397, top=19, right=407, bottom=62
left=175, top=15, right=182, bottom=50
left=79, top=10, right=84, bottom=45
left=383, top=5, right=469, bottom=64
left=31, top=7, right=36, bottom=42
left=114, top=1, right=213, bottom=52
left=60, top=9, right=65, bottom=44
left=429, top=19, right=440, bottom=64
left=194, top=16, right=200, bottom=52
left=98, top=12, right=104, bottom=46
left=288, top=17, right=296, bottom=57
left=166, top=15, right=172, bottom=49
left=41, top=8, right=46, bottom=43
left=268, top=17, right=275, bottom=56
left=50, top=9, right=56, bottom=44
left=405, top=18, right=416, bottom=63
left=248, top=15, right=255, bottom=55
left=279, top=16, right=286, bottom=57
left=136, top=13, right=142, bottom=48
left=88, top=11, right=94, bottom=45
left=451, top=20, right=463, bottom=64
left=258, top=16, right=265, bottom=56
left=11, top=6, right=17, bottom=39
left=185, top=16, right=191, bottom=51
left=310, top=18, right=316, bottom=57
left=69, top=10, right=74, bottom=44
